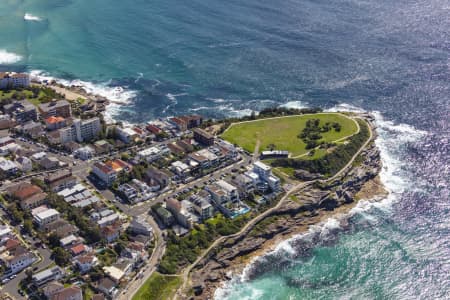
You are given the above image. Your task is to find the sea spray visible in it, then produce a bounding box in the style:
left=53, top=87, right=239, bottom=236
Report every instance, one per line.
left=215, top=109, right=427, bottom=299
left=23, top=13, right=42, bottom=22
left=30, top=70, right=137, bottom=122
left=0, top=50, right=22, bottom=64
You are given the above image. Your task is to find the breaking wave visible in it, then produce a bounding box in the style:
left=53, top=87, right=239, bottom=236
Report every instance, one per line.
left=215, top=107, right=427, bottom=299
left=24, top=13, right=42, bottom=21
left=0, top=49, right=22, bottom=64
left=30, top=70, right=137, bottom=122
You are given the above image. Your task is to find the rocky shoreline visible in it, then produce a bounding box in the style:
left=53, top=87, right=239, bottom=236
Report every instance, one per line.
left=188, top=124, right=387, bottom=299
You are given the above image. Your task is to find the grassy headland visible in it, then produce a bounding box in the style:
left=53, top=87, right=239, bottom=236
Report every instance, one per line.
left=132, top=272, right=181, bottom=300
left=221, top=113, right=358, bottom=157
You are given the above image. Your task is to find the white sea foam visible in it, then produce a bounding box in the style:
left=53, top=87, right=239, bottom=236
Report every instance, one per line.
left=215, top=107, right=428, bottom=299
left=30, top=70, right=137, bottom=122
left=280, top=100, right=308, bottom=109
left=0, top=50, right=22, bottom=64
left=325, top=103, right=366, bottom=113
left=162, top=93, right=188, bottom=113
left=189, top=103, right=254, bottom=118
left=24, top=13, right=42, bottom=21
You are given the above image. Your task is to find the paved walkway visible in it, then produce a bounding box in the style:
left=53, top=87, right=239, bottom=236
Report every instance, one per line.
left=174, top=117, right=373, bottom=299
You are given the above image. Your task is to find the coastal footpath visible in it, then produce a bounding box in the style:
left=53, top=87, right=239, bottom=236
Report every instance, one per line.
left=177, top=115, right=386, bottom=299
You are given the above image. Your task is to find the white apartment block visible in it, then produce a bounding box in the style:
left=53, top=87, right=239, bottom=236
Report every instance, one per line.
left=58, top=117, right=101, bottom=144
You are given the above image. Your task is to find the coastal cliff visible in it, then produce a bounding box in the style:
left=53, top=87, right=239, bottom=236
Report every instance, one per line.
left=188, top=130, right=386, bottom=299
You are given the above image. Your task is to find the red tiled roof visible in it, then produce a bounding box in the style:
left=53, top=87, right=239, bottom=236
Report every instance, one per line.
left=50, top=286, right=82, bottom=300
left=4, top=238, right=20, bottom=251
left=14, top=185, right=42, bottom=200
left=70, top=244, right=86, bottom=255
left=45, top=116, right=65, bottom=124
left=146, top=124, right=162, bottom=134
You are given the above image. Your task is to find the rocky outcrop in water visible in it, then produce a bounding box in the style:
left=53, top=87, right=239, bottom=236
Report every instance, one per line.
left=188, top=138, right=384, bottom=299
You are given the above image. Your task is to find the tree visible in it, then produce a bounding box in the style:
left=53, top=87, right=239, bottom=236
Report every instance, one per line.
left=23, top=219, right=33, bottom=235
left=52, top=247, right=71, bottom=266
left=8, top=204, right=23, bottom=223
left=48, top=232, right=60, bottom=249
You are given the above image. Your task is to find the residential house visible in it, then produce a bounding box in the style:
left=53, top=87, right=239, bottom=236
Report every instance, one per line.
left=1, top=245, right=35, bottom=274
left=45, top=169, right=77, bottom=192
left=169, top=117, right=188, bottom=131
left=45, top=116, right=67, bottom=131
left=0, top=114, right=14, bottom=129
left=94, top=277, right=117, bottom=298
left=39, top=156, right=60, bottom=170
left=0, top=136, right=14, bottom=148
left=253, top=161, right=281, bottom=191
left=33, top=208, right=60, bottom=227
left=176, top=139, right=194, bottom=153
left=101, top=225, right=120, bottom=243
left=20, top=191, right=47, bottom=210
left=167, top=142, right=185, bottom=156
left=19, top=121, right=44, bottom=138
left=136, top=146, right=169, bottom=162
left=179, top=115, right=203, bottom=129
left=50, top=286, right=83, bottom=300
left=170, top=161, right=191, bottom=178
left=32, top=266, right=64, bottom=287
left=103, top=266, right=125, bottom=283
left=154, top=206, right=174, bottom=226
left=116, top=127, right=138, bottom=144
left=231, top=173, right=255, bottom=197
left=93, top=140, right=113, bottom=154
left=42, top=281, right=64, bottom=299
left=146, top=124, right=162, bottom=135
left=15, top=156, right=32, bottom=172
left=92, top=162, right=116, bottom=186
left=74, top=146, right=95, bottom=160
left=74, top=254, right=98, bottom=273
left=144, top=167, right=171, bottom=188
left=0, top=157, right=19, bottom=174
left=128, top=216, right=153, bottom=236
left=0, top=72, right=30, bottom=89
left=189, top=191, right=214, bottom=221
left=0, top=225, right=13, bottom=240
left=166, top=198, right=192, bottom=229
left=3, top=100, right=37, bottom=124
left=192, top=128, right=214, bottom=146
left=38, top=100, right=72, bottom=118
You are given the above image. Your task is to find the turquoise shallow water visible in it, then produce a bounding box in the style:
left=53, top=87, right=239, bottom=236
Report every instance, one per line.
left=1, top=0, right=449, bottom=299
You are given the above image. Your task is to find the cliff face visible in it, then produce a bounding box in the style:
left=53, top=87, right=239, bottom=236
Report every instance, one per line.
left=188, top=141, right=384, bottom=299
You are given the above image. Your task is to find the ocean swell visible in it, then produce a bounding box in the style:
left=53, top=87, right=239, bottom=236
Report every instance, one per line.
left=215, top=107, right=427, bottom=299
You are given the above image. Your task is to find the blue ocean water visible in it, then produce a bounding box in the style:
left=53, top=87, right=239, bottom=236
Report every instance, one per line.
left=1, top=0, right=449, bottom=299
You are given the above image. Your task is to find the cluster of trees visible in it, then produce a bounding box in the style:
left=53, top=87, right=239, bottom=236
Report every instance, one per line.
left=158, top=214, right=252, bottom=274
left=273, top=120, right=370, bottom=176
left=47, top=193, right=102, bottom=244
left=298, top=119, right=341, bottom=149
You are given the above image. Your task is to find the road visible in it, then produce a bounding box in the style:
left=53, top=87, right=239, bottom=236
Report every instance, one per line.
left=117, top=215, right=166, bottom=300
left=114, top=155, right=251, bottom=217
left=174, top=117, right=373, bottom=299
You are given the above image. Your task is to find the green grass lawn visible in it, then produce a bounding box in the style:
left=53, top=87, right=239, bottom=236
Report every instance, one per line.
left=132, top=272, right=181, bottom=300
left=0, top=87, right=61, bottom=106
left=221, top=113, right=358, bottom=157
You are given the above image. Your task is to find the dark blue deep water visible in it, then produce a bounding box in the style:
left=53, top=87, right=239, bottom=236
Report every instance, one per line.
left=1, top=0, right=449, bottom=298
